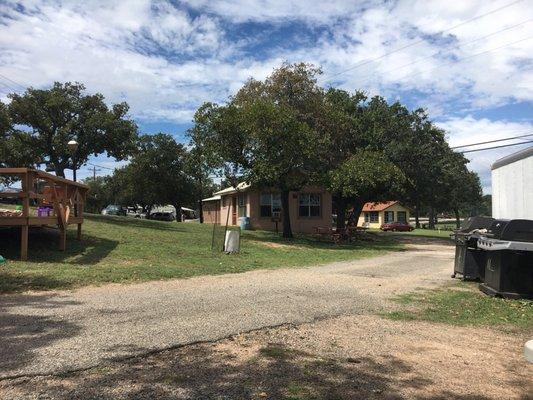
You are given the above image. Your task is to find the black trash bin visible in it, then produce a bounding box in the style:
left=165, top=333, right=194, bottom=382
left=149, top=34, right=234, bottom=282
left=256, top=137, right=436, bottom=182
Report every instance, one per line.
left=451, top=216, right=494, bottom=281
left=478, top=219, right=533, bottom=299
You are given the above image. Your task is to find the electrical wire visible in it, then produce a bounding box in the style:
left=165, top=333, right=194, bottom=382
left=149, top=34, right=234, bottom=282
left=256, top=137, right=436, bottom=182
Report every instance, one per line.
left=0, top=74, right=26, bottom=90
left=87, top=162, right=115, bottom=171
left=390, top=35, right=533, bottom=84
left=458, top=139, right=533, bottom=153
left=351, top=18, right=533, bottom=87
left=451, top=131, right=533, bottom=149
left=323, top=0, right=525, bottom=81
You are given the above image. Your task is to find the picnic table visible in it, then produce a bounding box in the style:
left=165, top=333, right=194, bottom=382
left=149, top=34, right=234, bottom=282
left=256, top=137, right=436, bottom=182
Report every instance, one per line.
left=313, top=225, right=368, bottom=244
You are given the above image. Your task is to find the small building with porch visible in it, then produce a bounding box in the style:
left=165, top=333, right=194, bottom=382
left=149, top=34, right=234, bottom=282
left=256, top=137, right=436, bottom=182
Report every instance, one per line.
left=357, top=201, right=410, bottom=229
left=202, top=183, right=332, bottom=234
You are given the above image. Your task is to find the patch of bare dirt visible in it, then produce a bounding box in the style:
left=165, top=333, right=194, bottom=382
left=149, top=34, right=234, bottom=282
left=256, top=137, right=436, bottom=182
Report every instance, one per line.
left=254, top=241, right=306, bottom=250
left=1, top=314, right=531, bottom=400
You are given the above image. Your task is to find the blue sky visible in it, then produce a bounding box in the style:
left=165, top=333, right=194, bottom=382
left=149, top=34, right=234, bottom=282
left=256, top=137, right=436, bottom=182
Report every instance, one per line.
left=0, top=0, right=532, bottom=192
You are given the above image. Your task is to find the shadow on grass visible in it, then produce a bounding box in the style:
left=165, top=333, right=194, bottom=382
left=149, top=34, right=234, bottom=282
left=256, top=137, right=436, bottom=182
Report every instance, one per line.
left=86, top=214, right=189, bottom=232
left=0, top=293, right=81, bottom=376
left=0, top=226, right=118, bottom=265
left=8, top=342, right=508, bottom=399
left=243, top=230, right=402, bottom=252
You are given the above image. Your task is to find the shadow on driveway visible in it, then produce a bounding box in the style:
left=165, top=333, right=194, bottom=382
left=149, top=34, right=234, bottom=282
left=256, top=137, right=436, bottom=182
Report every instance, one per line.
left=0, top=294, right=81, bottom=376
left=0, top=341, right=509, bottom=399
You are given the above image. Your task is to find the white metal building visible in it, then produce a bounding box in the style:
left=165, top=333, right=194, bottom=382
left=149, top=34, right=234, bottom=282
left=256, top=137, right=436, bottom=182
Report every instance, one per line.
left=491, top=146, right=533, bottom=219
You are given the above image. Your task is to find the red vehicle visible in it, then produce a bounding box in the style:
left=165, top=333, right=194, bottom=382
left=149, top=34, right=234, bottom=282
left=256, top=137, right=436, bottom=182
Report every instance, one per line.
left=380, top=221, right=414, bottom=232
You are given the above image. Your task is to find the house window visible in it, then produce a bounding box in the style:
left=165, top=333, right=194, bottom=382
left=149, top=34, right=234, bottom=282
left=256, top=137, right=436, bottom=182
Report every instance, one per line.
left=384, top=211, right=394, bottom=223
left=260, top=193, right=281, bottom=217
left=238, top=194, right=246, bottom=217
left=365, top=211, right=379, bottom=223
left=397, top=211, right=407, bottom=223
left=298, top=193, right=321, bottom=217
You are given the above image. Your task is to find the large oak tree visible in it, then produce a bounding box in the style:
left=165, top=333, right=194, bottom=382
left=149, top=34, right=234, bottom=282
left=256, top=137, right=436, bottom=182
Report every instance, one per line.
left=8, top=82, right=138, bottom=177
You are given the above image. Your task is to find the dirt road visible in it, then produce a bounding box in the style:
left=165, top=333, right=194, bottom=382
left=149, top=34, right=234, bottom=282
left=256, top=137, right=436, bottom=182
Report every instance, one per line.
left=0, top=241, right=453, bottom=379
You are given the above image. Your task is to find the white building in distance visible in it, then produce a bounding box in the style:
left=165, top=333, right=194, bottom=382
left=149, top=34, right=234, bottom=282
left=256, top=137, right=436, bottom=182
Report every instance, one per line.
left=491, top=146, right=533, bottom=220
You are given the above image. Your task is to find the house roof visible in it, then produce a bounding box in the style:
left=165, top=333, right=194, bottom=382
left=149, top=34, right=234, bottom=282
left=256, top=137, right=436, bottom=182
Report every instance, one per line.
left=491, top=145, right=533, bottom=170
left=213, top=182, right=250, bottom=196
left=362, top=201, right=401, bottom=212
left=202, top=195, right=221, bottom=202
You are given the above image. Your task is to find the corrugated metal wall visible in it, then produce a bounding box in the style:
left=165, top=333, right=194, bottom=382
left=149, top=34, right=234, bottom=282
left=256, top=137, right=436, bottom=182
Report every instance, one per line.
left=492, top=155, right=533, bottom=219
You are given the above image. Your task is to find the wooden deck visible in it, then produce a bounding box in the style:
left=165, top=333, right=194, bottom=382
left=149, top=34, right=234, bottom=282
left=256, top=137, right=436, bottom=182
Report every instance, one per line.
left=0, top=168, right=88, bottom=260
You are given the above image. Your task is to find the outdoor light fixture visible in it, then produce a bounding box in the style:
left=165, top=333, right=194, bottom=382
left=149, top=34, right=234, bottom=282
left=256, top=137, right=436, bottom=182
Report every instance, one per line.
left=67, top=140, right=79, bottom=182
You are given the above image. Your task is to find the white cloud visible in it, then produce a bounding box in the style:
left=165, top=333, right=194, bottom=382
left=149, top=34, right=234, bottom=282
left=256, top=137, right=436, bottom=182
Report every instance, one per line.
left=437, top=116, right=533, bottom=193
left=0, top=0, right=532, bottom=184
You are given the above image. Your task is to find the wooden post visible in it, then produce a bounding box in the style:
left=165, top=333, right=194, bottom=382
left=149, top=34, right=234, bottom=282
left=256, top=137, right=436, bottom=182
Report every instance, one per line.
left=59, top=226, right=66, bottom=251
left=21, top=226, right=28, bottom=261
left=20, top=171, right=31, bottom=261
left=77, top=223, right=82, bottom=240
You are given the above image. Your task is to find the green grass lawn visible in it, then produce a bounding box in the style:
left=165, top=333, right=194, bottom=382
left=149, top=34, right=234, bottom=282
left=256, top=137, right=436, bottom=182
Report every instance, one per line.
left=384, top=282, right=533, bottom=331
left=0, top=214, right=403, bottom=293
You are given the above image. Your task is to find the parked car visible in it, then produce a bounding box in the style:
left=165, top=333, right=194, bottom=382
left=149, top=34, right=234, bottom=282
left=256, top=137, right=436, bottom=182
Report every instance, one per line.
left=148, top=211, right=175, bottom=221
left=101, top=204, right=127, bottom=216
left=380, top=221, right=414, bottom=232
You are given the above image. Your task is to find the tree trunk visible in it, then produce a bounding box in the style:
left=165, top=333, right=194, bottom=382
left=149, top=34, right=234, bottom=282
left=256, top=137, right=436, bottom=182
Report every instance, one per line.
left=334, top=195, right=346, bottom=230
left=54, top=165, right=65, bottom=178
left=198, top=198, right=204, bottom=223
left=414, top=204, right=420, bottom=228
left=351, top=199, right=365, bottom=228
left=173, top=203, right=182, bottom=222
left=281, top=189, right=293, bottom=239
left=428, top=206, right=435, bottom=229
left=454, top=209, right=461, bottom=229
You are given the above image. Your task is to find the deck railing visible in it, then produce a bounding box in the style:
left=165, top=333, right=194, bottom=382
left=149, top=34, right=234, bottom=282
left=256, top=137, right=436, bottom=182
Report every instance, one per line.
left=0, top=168, right=89, bottom=260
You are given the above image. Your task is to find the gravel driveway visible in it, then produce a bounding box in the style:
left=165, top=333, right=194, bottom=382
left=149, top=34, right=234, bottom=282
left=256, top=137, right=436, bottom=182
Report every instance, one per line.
left=0, top=240, right=453, bottom=379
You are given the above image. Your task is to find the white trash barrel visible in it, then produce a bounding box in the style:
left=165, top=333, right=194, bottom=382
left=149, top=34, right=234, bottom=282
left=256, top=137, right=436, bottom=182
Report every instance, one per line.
left=525, top=340, right=533, bottom=363
left=224, top=230, right=240, bottom=253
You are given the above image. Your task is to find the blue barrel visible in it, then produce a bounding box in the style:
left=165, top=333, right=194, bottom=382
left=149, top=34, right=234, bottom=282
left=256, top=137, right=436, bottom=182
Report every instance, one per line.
left=239, top=216, right=251, bottom=230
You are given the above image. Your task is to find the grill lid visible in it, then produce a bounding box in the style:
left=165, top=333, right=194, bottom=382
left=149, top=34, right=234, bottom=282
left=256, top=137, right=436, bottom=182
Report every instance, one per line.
left=458, top=216, right=495, bottom=233
left=486, top=219, right=510, bottom=239
left=500, top=219, right=533, bottom=242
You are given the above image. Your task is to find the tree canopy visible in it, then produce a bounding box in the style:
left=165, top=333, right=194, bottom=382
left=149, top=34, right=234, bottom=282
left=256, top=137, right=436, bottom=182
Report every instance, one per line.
left=7, top=82, right=138, bottom=177
left=188, top=63, right=482, bottom=237
left=111, top=133, right=193, bottom=215
left=190, top=63, right=325, bottom=237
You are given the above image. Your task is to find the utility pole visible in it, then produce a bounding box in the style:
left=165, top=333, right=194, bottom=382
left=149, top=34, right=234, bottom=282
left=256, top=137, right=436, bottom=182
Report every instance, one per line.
left=89, top=165, right=101, bottom=180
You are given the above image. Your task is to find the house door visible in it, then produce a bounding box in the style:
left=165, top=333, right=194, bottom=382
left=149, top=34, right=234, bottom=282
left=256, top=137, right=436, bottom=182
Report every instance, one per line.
left=232, top=196, right=237, bottom=225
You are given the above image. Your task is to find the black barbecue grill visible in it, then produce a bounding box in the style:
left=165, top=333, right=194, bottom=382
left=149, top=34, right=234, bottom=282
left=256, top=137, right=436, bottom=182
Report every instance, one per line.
left=478, top=219, right=533, bottom=299
left=451, top=216, right=495, bottom=281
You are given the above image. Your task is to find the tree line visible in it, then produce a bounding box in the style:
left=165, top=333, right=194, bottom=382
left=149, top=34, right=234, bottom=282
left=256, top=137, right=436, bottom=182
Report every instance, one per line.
left=189, top=63, right=482, bottom=237
left=1, top=64, right=483, bottom=236
left=0, top=82, right=215, bottom=220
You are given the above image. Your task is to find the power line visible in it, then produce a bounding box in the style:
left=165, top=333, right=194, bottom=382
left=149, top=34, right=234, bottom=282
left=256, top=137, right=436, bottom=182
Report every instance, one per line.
left=0, top=73, right=27, bottom=91
left=323, top=0, right=525, bottom=81
left=451, top=131, right=533, bottom=149
left=459, top=139, right=533, bottom=153
left=87, top=162, right=115, bottom=171
left=87, top=165, right=102, bottom=180
left=352, top=18, right=533, bottom=87
left=390, top=35, right=533, bottom=84
left=0, top=79, right=21, bottom=94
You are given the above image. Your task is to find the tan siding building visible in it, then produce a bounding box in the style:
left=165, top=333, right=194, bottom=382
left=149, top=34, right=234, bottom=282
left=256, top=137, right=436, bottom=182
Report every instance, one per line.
left=203, top=184, right=332, bottom=234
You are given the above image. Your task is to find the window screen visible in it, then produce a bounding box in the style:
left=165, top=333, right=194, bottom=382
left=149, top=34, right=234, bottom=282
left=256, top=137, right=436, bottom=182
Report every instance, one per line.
left=260, top=193, right=281, bottom=217
left=298, top=193, right=321, bottom=217
left=397, top=211, right=407, bottom=223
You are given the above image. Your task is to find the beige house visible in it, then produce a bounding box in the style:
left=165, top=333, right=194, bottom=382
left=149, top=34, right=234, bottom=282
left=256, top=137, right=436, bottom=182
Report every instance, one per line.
left=202, top=183, right=332, bottom=234
left=201, top=195, right=220, bottom=224
left=357, top=201, right=410, bottom=229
